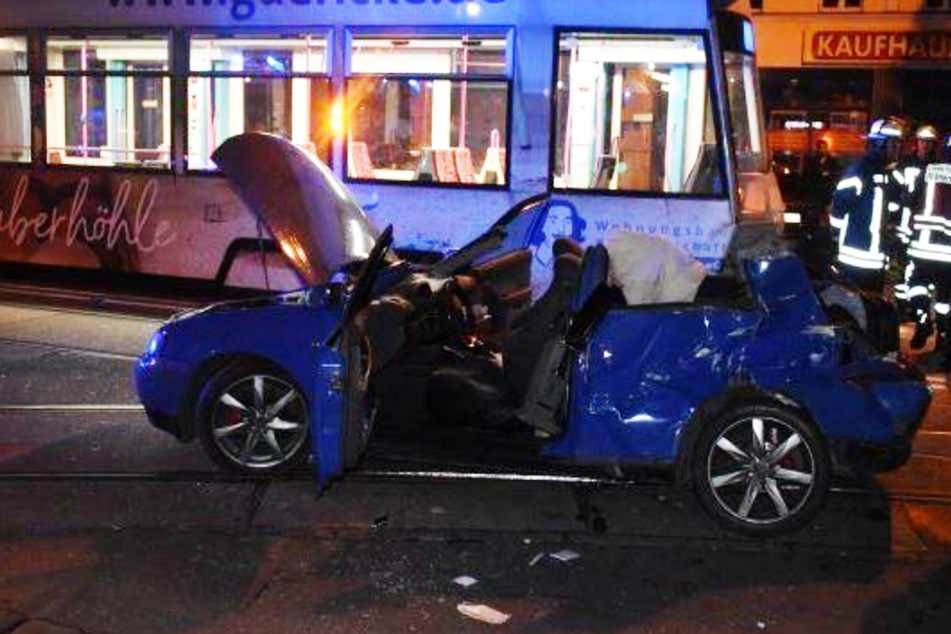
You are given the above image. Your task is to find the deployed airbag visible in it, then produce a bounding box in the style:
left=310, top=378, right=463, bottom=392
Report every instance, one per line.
left=605, top=232, right=707, bottom=305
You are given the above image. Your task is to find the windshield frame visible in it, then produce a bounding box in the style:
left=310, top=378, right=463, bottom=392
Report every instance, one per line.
left=723, top=50, right=769, bottom=175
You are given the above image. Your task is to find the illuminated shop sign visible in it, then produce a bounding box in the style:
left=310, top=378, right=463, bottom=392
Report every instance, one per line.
left=806, top=30, right=951, bottom=65
left=783, top=120, right=824, bottom=131
left=107, top=0, right=507, bottom=22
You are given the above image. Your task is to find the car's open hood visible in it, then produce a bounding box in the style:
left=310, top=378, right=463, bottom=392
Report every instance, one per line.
left=212, top=133, right=380, bottom=286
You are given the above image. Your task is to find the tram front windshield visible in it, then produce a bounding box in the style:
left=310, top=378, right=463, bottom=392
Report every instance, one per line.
left=719, top=14, right=768, bottom=175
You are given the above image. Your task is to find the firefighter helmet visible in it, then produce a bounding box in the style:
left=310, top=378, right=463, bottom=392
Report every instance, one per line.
left=916, top=125, right=939, bottom=141
left=868, top=118, right=904, bottom=140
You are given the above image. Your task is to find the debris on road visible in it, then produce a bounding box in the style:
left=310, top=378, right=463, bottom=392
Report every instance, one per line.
left=453, top=575, right=478, bottom=588
left=457, top=602, right=511, bottom=625
left=550, top=549, right=580, bottom=563
left=528, top=552, right=545, bottom=567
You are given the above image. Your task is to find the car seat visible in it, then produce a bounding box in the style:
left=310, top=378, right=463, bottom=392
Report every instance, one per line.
left=511, top=243, right=612, bottom=436
left=504, top=250, right=583, bottom=401
left=424, top=241, right=583, bottom=428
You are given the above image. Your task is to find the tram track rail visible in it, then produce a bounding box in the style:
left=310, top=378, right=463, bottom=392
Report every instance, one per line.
left=2, top=402, right=950, bottom=505
left=0, top=336, right=142, bottom=362
left=0, top=282, right=191, bottom=317
left=0, top=465, right=948, bottom=507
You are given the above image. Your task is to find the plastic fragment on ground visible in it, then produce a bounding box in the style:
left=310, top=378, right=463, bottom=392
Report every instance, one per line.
left=457, top=602, right=511, bottom=625
left=453, top=575, right=478, bottom=588
left=528, top=552, right=545, bottom=567
left=549, top=549, right=580, bottom=562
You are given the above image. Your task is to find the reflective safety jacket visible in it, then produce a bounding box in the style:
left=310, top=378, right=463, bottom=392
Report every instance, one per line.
left=908, top=163, right=951, bottom=265
left=830, top=157, right=891, bottom=271
left=896, top=156, right=933, bottom=246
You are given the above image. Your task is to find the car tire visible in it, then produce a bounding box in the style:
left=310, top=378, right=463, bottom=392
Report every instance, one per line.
left=196, top=362, right=310, bottom=475
left=341, top=327, right=376, bottom=468
left=692, top=402, right=830, bottom=537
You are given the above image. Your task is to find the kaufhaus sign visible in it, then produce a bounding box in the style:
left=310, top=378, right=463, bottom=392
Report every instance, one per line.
left=805, top=29, right=951, bottom=66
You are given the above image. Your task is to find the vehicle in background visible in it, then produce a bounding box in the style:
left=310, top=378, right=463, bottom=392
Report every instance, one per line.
left=0, top=0, right=781, bottom=296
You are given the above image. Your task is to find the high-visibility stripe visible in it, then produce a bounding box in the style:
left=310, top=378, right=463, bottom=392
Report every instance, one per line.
left=936, top=303, right=951, bottom=316
left=892, top=169, right=905, bottom=186
left=888, top=202, right=901, bottom=213
left=829, top=214, right=846, bottom=230
left=839, top=244, right=886, bottom=263
left=838, top=251, right=886, bottom=269
left=909, top=246, right=951, bottom=263
left=870, top=184, right=884, bottom=256
left=906, top=286, right=931, bottom=299
left=914, top=214, right=951, bottom=228
left=906, top=166, right=921, bottom=194
left=837, top=177, right=863, bottom=195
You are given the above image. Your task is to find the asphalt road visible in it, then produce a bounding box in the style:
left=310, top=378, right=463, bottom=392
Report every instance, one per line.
left=0, top=303, right=949, bottom=633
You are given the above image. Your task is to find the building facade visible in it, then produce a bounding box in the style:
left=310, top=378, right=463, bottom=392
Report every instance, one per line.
left=752, top=0, right=951, bottom=159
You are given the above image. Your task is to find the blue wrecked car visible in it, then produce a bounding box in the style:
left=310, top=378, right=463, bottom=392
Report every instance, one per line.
left=136, top=134, right=930, bottom=536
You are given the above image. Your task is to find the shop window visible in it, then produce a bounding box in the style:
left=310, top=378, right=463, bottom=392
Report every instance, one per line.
left=820, top=0, right=862, bottom=9
left=46, top=33, right=170, bottom=168
left=187, top=33, right=331, bottom=171
left=346, top=33, right=510, bottom=186
left=0, top=35, right=29, bottom=163
left=553, top=32, right=722, bottom=196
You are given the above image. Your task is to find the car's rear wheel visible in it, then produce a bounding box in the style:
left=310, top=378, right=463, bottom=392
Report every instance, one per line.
left=692, top=403, right=830, bottom=537
left=196, top=363, right=309, bottom=475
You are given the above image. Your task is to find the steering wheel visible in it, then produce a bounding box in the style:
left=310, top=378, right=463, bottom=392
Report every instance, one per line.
left=442, top=276, right=477, bottom=339
left=325, top=225, right=394, bottom=347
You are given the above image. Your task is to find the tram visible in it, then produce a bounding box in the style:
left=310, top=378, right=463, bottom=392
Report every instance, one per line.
left=0, top=0, right=779, bottom=292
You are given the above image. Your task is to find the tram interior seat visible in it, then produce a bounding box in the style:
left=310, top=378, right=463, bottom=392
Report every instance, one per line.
left=348, top=142, right=375, bottom=178
left=455, top=148, right=478, bottom=184
left=479, top=148, right=506, bottom=185
left=434, top=150, right=460, bottom=183
left=683, top=143, right=722, bottom=195
left=591, top=155, right=618, bottom=189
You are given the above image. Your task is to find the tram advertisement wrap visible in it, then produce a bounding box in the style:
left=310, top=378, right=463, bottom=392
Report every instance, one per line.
left=0, top=167, right=733, bottom=290
left=0, top=166, right=301, bottom=289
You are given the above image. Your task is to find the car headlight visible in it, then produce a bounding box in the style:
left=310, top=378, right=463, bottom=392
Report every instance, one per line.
left=144, top=329, right=166, bottom=358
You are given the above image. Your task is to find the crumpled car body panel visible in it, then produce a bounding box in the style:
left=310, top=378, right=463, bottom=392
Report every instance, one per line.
left=543, top=255, right=929, bottom=466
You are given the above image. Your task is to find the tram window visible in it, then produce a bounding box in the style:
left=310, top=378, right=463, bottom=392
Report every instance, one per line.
left=0, top=36, right=29, bottom=163
left=46, top=34, right=171, bottom=169
left=187, top=34, right=331, bottom=171
left=346, top=34, right=510, bottom=186
left=553, top=32, right=722, bottom=196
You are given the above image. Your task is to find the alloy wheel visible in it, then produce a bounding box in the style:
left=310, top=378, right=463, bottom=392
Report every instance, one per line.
left=211, top=373, right=308, bottom=470
left=705, top=415, right=817, bottom=525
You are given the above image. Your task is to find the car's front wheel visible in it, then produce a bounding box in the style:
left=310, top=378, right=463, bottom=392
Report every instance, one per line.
left=196, top=363, right=309, bottom=475
left=692, top=403, right=830, bottom=537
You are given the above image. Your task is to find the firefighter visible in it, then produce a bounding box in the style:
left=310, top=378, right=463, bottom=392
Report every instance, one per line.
left=829, top=118, right=904, bottom=293
left=894, top=125, right=941, bottom=303
left=906, top=134, right=951, bottom=366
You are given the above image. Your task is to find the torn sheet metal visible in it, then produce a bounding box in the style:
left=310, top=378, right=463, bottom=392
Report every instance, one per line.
left=544, top=254, right=930, bottom=464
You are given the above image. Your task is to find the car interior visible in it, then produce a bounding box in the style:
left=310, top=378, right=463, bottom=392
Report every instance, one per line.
left=361, top=207, right=752, bottom=461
